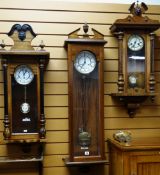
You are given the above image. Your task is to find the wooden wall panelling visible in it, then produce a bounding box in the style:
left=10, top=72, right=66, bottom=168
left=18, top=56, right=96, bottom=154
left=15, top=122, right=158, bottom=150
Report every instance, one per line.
left=44, top=107, right=68, bottom=119
left=44, top=71, right=68, bottom=83
left=0, top=0, right=159, bottom=175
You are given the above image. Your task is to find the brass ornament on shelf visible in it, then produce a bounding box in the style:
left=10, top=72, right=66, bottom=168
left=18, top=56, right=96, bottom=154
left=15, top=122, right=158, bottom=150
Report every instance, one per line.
left=113, top=130, right=132, bottom=146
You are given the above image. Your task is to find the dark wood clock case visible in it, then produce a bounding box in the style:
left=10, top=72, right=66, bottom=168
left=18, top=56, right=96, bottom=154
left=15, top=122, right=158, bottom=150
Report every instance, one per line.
left=64, top=24, right=107, bottom=164
left=110, top=2, right=160, bottom=117
left=0, top=24, right=49, bottom=142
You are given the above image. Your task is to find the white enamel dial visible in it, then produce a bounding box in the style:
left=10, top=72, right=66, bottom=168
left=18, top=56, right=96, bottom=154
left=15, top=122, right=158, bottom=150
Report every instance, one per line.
left=20, top=102, right=30, bottom=114
left=14, top=65, right=34, bottom=85
left=74, top=51, right=96, bottom=74
left=128, top=34, right=144, bottom=51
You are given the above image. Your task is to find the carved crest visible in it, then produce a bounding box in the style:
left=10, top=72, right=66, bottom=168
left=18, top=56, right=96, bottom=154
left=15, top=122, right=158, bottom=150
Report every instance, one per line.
left=68, top=23, right=104, bottom=40
left=110, top=1, right=160, bottom=33
left=8, top=24, right=37, bottom=50
left=65, top=23, right=106, bottom=47
left=129, top=1, right=148, bottom=16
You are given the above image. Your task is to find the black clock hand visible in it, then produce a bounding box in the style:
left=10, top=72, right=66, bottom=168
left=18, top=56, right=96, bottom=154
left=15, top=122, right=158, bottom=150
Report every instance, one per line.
left=88, top=56, right=94, bottom=67
left=132, top=39, right=137, bottom=49
left=83, top=52, right=86, bottom=66
left=23, top=69, right=27, bottom=79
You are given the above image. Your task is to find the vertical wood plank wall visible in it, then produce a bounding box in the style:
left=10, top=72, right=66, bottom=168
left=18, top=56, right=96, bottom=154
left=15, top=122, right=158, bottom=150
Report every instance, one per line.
left=0, top=0, right=160, bottom=174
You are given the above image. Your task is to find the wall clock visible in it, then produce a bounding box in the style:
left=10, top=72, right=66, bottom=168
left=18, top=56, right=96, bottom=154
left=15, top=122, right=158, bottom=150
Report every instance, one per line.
left=0, top=24, right=49, bottom=142
left=64, top=23, right=107, bottom=164
left=110, top=2, right=160, bottom=117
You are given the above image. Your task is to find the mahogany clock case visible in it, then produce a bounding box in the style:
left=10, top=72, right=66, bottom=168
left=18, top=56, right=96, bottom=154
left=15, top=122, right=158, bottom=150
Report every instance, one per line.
left=0, top=24, right=49, bottom=142
left=110, top=2, right=160, bottom=116
left=65, top=25, right=107, bottom=163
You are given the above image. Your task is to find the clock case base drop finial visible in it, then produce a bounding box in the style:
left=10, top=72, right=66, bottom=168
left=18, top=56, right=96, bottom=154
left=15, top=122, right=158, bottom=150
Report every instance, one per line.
left=110, top=2, right=160, bottom=117
left=64, top=23, right=107, bottom=166
left=0, top=24, right=49, bottom=142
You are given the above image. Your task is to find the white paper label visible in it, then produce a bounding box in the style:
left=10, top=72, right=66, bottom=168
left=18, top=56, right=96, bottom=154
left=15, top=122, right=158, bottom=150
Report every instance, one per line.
left=84, top=151, right=89, bottom=156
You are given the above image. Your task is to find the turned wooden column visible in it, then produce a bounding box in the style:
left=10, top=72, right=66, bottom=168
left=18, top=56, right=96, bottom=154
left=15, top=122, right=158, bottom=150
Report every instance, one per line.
left=39, top=59, right=46, bottom=139
left=2, top=59, right=10, bottom=139
left=149, top=33, right=156, bottom=94
left=116, top=32, right=124, bottom=93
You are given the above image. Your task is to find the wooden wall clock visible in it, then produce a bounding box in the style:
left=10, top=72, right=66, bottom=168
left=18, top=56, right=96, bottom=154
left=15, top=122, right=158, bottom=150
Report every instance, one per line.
left=0, top=24, right=49, bottom=142
left=64, top=23, right=107, bottom=164
left=110, top=2, right=160, bottom=117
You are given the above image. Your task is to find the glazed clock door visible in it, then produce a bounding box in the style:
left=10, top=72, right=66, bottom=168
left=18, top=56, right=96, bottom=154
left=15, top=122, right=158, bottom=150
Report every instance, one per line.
left=127, top=34, right=146, bottom=94
left=72, top=49, right=100, bottom=159
left=11, top=64, right=39, bottom=134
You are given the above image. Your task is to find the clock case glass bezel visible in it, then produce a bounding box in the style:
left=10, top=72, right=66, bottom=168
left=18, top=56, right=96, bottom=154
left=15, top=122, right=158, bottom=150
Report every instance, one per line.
left=127, top=34, right=144, bottom=51
left=74, top=50, right=97, bottom=75
left=14, top=64, right=34, bottom=85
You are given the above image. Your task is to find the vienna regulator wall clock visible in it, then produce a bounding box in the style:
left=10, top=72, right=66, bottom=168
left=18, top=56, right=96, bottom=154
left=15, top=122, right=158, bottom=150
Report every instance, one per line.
left=0, top=24, right=49, bottom=142
left=110, top=2, right=160, bottom=116
left=64, top=23, right=107, bottom=164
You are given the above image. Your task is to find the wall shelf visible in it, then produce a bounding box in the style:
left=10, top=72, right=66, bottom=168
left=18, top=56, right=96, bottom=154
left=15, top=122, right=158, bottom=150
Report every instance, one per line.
left=63, top=157, right=108, bottom=167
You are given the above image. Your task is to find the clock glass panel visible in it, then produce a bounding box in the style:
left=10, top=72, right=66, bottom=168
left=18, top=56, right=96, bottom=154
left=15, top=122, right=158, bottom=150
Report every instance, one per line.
left=11, top=75, right=38, bottom=134
left=127, top=34, right=145, bottom=90
left=73, top=62, right=100, bottom=157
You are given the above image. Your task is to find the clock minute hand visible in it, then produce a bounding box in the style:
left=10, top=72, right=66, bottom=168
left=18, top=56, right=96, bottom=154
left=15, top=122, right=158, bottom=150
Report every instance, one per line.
left=23, top=69, right=27, bottom=79
left=81, top=57, right=86, bottom=68
left=132, top=39, right=137, bottom=49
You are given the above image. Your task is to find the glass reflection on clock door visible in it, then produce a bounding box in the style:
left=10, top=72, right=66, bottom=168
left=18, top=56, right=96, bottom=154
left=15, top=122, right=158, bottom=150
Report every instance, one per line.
left=127, top=34, right=145, bottom=91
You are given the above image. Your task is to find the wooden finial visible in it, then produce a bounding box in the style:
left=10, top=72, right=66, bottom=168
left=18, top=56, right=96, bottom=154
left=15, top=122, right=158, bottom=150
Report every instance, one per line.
left=83, top=22, right=89, bottom=34
left=39, top=40, right=45, bottom=50
left=0, top=40, right=6, bottom=50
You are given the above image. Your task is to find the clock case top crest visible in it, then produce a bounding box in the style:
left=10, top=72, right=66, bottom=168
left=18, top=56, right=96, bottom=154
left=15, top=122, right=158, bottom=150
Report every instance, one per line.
left=0, top=24, right=49, bottom=142
left=110, top=2, right=160, bottom=117
left=64, top=24, right=107, bottom=165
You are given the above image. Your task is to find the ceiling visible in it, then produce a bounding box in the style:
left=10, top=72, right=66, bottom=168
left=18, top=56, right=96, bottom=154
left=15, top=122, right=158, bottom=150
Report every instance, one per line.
left=46, top=0, right=160, bottom=5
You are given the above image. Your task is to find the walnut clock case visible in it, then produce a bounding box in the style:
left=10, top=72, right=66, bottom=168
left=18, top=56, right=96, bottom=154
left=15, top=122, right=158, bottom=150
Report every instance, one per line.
left=64, top=24, right=107, bottom=164
left=110, top=2, right=160, bottom=117
left=0, top=24, right=49, bottom=142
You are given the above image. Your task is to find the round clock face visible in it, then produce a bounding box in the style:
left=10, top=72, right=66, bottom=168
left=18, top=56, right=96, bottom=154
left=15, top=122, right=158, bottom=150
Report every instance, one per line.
left=128, top=34, right=144, bottom=51
left=74, top=50, right=96, bottom=74
left=14, top=65, right=34, bottom=85
left=20, top=102, right=30, bottom=114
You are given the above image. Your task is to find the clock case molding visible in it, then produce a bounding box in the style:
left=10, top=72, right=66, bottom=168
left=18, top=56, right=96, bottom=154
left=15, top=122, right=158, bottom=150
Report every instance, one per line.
left=110, top=2, right=160, bottom=117
left=64, top=24, right=107, bottom=166
left=0, top=24, right=49, bottom=142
